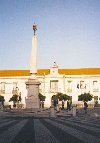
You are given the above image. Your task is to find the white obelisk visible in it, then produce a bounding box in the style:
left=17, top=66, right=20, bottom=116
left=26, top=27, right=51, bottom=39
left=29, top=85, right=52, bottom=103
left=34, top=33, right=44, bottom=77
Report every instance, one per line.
left=25, top=23, right=40, bottom=109
left=30, top=22, right=37, bottom=74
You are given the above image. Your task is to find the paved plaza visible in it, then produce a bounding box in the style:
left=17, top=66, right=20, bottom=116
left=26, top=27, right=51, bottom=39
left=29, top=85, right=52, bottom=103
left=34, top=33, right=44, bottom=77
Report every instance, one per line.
left=0, top=109, right=100, bottom=143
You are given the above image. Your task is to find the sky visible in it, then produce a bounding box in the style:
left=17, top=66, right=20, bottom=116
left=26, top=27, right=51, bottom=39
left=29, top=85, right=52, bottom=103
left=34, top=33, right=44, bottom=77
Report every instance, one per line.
left=0, top=0, right=100, bottom=70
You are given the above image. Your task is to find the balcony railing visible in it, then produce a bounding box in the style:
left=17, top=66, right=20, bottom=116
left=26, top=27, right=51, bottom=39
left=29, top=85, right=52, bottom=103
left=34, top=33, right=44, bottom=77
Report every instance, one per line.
left=49, top=89, right=58, bottom=93
left=67, top=89, right=72, bottom=93
left=93, top=88, right=98, bottom=92
left=12, top=90, right=18, bottom=94
left=0, top=90, right=5, bottom=94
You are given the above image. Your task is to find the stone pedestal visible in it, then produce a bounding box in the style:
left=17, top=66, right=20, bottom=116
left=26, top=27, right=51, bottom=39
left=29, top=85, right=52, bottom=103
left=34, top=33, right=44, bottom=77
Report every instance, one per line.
left=25, top=78, right=40, bottom=109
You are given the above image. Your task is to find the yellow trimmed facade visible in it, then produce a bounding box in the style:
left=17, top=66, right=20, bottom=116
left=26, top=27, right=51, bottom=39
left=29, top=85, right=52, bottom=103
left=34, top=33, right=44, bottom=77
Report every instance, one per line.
left=0, top=64, right=100, bottom=108
left=0, top=68, right=100, bottom=77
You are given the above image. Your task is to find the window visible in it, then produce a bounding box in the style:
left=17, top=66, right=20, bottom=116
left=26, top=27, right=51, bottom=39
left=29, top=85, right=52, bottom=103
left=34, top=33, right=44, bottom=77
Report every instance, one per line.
left=39, top=82, right=42, bottom=93
left=1, top=82, right=5, bottom=93
left=50, top=80, right=58, bottom=93
left=93, top=81, right=97, bottom=89
left=12, top=82, right=18, bottom=94
left=93, top=81, right=98, bottom=92
left=94, top=96, right=98, bottom=101
left=13, top=82, right=17, bottom=90
left=80, top=81, right=84, bottom=89
left=67, top=81, right=72, bottom=92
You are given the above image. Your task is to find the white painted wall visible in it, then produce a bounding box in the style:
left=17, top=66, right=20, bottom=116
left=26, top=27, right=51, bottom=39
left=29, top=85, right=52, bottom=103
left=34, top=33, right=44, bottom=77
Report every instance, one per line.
left=0, top=74, right=100, bottom=108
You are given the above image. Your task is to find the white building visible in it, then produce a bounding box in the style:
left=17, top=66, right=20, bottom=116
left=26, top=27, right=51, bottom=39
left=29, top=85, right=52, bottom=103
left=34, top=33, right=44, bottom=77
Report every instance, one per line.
left=0, top=63, right=100, bottom=108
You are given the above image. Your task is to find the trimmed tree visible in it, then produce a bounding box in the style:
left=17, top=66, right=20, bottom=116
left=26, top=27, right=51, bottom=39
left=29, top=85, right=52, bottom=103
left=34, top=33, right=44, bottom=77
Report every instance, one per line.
left=54, top=92, right=71, bottom=109
left=0, top=95, right=5, bottom=106
left=63, top=94, right=71, bottom=101
left=55, top=92, right=63, bottom=101
left=39, top=93, right=46, bottom=108
left=9, top=94, right=21, bottom=107
left=55, top=92, right=71, bottom=101
left=78, top=93, right=93, bottom=102
left=39, top=93, right=46, bottom=101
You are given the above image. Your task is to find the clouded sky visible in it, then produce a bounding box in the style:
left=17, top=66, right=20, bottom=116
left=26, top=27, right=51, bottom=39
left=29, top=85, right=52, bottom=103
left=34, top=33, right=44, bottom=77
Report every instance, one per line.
left=0, top=0, right=100, bottom=69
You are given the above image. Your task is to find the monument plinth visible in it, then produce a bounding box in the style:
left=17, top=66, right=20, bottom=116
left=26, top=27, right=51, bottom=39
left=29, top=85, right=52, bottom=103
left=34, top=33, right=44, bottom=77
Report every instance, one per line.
left=25, top=78, right=40, bottom=109
left=25, top=23, right=40, bottom=109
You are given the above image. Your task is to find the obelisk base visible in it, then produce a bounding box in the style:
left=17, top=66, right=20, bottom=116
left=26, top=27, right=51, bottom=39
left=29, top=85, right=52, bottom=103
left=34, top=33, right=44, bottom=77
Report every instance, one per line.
left=25, top=77, right=40, bottom=109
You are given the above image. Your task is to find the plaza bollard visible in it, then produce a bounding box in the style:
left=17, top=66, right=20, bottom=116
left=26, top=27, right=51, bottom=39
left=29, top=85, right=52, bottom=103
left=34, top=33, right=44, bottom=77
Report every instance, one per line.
left=50, top=106, right=56, bottom=117
left=56, top=104, right=59, bottom=112
left=72, top=105, right=76, bottom=117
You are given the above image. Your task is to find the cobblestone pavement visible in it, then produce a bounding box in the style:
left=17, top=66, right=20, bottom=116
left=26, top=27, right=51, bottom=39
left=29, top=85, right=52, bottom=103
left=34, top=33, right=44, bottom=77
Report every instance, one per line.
left=0, top=115, right=100, bottom=143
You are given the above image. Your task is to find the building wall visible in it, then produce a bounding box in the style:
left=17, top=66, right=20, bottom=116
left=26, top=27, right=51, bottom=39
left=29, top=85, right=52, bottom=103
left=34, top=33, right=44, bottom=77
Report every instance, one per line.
left=38, top=74, right=100, bottom=107
left=0, top=77, right=28, bottom=108
left=0, top=74, right=100, bottom=108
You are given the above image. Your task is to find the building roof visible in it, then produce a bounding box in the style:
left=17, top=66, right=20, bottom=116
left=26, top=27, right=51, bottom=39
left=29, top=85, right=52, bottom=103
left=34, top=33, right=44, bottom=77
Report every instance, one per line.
left=0, top=68, right=100, bottom=77
left=58, top=68, right=100, bottom=75
left=0, top=69, right=50, bottom=77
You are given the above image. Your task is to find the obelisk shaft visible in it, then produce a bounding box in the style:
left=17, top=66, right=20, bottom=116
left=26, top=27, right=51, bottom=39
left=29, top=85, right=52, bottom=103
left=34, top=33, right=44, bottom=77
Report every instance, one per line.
left=30, top=35, right=37, bottom=74
left=25, top=23, right=40, bottom=109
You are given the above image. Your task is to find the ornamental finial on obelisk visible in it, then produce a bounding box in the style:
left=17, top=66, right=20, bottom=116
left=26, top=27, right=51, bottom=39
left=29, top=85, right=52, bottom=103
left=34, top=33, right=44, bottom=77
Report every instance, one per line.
left=33, top=22, right=37, bottom=35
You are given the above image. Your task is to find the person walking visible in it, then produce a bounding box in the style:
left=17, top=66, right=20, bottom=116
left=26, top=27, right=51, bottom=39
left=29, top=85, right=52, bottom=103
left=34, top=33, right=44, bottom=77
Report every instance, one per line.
left=54, top=99, right=56, bottom=109
left=62, top=100, right=64, bottom=110
left=67, top=101, right=70, bottom=110
left=84, top=101, right=88, bottom=113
